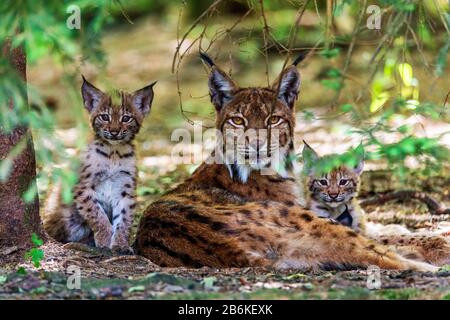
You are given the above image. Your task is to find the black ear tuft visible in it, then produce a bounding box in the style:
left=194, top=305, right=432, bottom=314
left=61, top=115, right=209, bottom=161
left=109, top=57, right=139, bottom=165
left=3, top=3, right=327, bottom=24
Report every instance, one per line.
left=208, top=68, right=237, bottom=111
left=292, top=50, right=308, bottom=66
left=200, top=51, right=215, bottom=68
left=272, top=66, right=301, bottom=109
left=81, top=76, right=104, bottom=112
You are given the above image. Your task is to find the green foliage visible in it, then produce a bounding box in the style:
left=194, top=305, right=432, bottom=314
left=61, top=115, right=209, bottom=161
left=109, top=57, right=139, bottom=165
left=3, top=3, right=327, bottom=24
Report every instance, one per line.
left=319, top=48, right=341, bottom=59
left=0, top=1, right=116, bottom=202
left=303, top=144, right=365, bottom=176
left=24, top=233, right=44, bottom=268
left=16, top=267, right=27, bottom=275
left=201, top=276, right=217, bottom=290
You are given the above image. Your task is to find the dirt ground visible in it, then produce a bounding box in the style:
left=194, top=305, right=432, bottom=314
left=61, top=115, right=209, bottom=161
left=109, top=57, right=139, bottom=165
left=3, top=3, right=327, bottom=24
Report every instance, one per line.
left=1, top=246, right=450, bottom=300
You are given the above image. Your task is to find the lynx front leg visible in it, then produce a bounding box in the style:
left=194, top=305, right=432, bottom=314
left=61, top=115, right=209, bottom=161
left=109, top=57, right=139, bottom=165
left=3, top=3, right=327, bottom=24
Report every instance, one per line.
left=110, top=190, right=136, bottom=253
left=74, top=186, right=112, bottom=248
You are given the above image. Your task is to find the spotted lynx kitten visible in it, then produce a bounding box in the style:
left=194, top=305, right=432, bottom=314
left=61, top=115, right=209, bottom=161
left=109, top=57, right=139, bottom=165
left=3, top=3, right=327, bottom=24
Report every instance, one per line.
left=301, top=141, right=366, bottom=233
left=43, top=77, right=155, bottom=252
left=301, top=141, right=450, bottom=266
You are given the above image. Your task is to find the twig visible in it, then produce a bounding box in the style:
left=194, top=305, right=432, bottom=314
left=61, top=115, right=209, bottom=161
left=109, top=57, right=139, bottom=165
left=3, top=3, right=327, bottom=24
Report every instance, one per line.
left=360, top=190, right=450, bottom=215
left=258, top=0, right=271, bottom=87
left=114, top=0, right=134, bottom=25
left=172, top=0, right=224, bottom=73
left=330, top=0, right=367, bottom=107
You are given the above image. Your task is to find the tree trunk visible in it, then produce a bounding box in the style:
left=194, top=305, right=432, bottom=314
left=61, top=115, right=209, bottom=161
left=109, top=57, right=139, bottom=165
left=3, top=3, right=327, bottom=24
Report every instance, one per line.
left=0, top=41, right=42, bottom=252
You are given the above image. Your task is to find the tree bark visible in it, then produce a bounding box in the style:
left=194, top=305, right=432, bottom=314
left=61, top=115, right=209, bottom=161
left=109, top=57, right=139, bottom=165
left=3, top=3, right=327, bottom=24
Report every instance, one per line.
left=0, top=41, right=42, bottom=252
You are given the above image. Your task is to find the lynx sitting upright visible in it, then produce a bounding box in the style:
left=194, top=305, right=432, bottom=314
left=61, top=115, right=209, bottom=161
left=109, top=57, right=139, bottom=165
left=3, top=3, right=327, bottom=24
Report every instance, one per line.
left=43, top=77, right=155, bottom=252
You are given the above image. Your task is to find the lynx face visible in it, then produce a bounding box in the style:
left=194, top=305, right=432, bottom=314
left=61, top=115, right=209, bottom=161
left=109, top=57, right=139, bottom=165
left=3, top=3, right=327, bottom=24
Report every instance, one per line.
left=204, top=55, right=301, bottom=182
left=302, top=142, right=364, bottom=208
left=81, top=77, right=155, bottom=144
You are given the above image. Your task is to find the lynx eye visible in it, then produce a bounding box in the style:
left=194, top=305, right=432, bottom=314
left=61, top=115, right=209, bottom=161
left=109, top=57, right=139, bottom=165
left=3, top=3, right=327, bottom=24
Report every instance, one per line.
left=229, top=117, right=244, bottom=126
left=339, top=179, right=349, bottom=186
left=318, top=179, right=328, bottom=186
left=268, top=116, right=282, bottom=126
left=121, top=115, right=133, bottom=123
left=99, top=114, right=110, bottom=122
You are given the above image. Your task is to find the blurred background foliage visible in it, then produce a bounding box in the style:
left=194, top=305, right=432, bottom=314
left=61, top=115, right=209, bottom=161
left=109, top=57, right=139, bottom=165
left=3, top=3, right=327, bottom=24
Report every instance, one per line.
left=0, top=0, right=449, bottom=205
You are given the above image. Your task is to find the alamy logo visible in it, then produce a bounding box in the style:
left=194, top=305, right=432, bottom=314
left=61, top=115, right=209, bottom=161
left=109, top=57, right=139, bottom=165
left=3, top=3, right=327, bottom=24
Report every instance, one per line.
left=366, top=265, right=381, bottom=290
left=66, top=265, right=81, bottom=289
left=170, top=122, right=285, bottom=173
left=66, top=4, right=81, bottom=30
left=366, top=5, right=382, bottom=30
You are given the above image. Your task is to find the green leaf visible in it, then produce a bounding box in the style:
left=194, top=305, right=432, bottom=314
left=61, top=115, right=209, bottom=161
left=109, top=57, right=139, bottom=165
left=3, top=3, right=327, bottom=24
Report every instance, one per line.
left=340, top=103, right=353, bottom=113
left=0, top=275, right=7, bottom=285
left=201, top=276, right=217, bottom=289
left=397, top=63, right=413, bottom=86
left=326, top=68, right=342, bottom=78
left=319, top=48, right=340, bottom=59
left=284, top=273, right=307, bottom=280
left=31, top=233, right=43, bottom=247
left=370, top=92, right=390, bottom=112
left=128, top=285, right=146, bottom=293
left=397, top=125, right=410, bottom=134
left=16, top=267, right=27, bottom=275
left=302, top=110, right=315, bottom=121
left=25, top=248, right=44, bottom=268
left=439, top=265, right=450, bottom=272
left=321, top=79, right=343, bottom=91
left=23, top=183, right=38, bottom=203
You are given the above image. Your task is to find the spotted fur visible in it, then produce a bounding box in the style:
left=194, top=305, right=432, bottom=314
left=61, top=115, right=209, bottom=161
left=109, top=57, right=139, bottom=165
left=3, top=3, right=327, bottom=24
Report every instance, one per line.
left=134, top=55, right=435, bottom=272
left=301, top=142, right=450, bottom=266
left=43, top=77, right=154, bottom=252
left=301, top=141, right=365, bottom=233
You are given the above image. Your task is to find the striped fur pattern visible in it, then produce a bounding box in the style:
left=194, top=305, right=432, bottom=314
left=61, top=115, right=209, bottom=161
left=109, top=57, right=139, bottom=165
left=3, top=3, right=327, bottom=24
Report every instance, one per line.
left=43, top=77, right=154, bottom=252
left=301, top=143, right=450, bottom=266
left=301, top=142, right=365, bottom=233
left=207, top=59, right=300, bottom=182
left=135, top=56, right=436, bottom=272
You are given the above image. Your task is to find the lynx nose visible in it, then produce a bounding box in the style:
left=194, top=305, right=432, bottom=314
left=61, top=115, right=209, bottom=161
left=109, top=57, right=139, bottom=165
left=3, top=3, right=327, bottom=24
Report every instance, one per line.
left=328, top=193, right=339, bottom=199
left=110, top=130, right=119, bottom=136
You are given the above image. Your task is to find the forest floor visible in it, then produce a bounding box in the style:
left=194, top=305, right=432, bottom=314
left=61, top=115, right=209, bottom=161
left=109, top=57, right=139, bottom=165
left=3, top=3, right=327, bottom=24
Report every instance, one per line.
left=1, top=166, right=449, bottom=300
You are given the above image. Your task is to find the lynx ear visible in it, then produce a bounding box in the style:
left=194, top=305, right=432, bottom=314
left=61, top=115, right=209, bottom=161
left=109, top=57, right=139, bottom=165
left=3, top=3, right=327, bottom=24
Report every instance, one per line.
left=352, top=143, right=365, bottom=175
left=81, top=75, right=104, bottom=112
left=132, top=81, right=156, bottom=116
left=201, top=53, right=237, bottom=111
left=272, top=65, right=301, bottom=109
left=353, top=158, right=364, bottom=175
left=302, top=140, right=319, bottom=175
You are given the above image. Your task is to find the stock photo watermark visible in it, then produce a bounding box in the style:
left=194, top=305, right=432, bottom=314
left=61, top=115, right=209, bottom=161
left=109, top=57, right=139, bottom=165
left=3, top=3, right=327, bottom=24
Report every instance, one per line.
left=170, top=122, right=289, bottom=175
left=366, top=5, right=382, bottom=30
left=66, top=265, right=81, bottom=290
left=66, top=4, right=81, bottom=30
left=366, top=265, right=381, bottom=290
